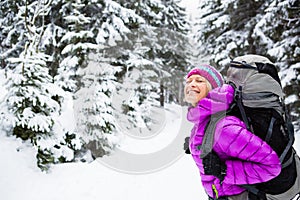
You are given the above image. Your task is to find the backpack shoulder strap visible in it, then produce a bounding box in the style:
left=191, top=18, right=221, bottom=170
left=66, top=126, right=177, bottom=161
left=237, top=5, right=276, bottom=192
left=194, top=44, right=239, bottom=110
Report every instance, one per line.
left=200, top=111, right=226, bottom=159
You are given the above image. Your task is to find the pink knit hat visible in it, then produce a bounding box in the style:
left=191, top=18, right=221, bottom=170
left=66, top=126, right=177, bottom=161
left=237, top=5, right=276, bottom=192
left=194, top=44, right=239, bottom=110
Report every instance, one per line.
left=186, top=64, right=224, bottom=89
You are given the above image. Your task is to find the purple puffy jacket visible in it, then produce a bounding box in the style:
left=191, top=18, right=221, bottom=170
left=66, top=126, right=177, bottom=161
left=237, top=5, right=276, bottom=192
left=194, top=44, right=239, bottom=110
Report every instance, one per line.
left=187, top=84, right=281, bottom=198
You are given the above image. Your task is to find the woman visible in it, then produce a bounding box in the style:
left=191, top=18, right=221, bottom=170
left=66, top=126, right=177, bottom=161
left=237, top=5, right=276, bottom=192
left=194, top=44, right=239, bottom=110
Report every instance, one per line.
left=184, top=65, right=282, bottom=200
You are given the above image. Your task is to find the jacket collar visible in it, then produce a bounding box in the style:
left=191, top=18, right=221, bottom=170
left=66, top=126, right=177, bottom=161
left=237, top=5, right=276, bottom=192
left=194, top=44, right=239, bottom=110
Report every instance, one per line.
left=187, top=84, right=234, bottom=124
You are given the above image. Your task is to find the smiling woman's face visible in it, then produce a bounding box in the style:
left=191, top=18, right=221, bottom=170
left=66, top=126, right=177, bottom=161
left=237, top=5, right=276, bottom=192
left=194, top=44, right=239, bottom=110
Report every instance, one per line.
left=184, top=74, right=211, bottom=107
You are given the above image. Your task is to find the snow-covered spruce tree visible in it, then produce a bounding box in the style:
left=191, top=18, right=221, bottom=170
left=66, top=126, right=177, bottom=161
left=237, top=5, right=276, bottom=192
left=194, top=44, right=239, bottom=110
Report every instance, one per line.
left=158, top=0, right=191, bottom=106
left=0, top=0, right=81, bottom=171
left=73, top=0, right=148, bottom=154
left=131, top=0, right=191, bottom=107
left=54, top=0, right=99, bottom=92
left=117, top=36, right=161, bottom=132
left=252, top=0, right=300, bottom=128
left=195, top=0, right=266, bottom=68
left=120, top=0, right=191, bottom=108
left=74, top=54, right=121, bottom=157
left=99, top=0, right=163, bottom=132
left=0, top=0, right=27, bottom=70
left=111, top=0, right=190, bottom=134
left=41, top=0, right=107, bottom=161
left=40, top=0, right=67, bottom=79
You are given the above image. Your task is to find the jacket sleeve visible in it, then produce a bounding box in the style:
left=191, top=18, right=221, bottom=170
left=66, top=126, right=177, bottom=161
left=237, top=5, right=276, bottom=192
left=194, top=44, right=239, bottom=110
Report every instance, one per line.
left=213, top=116, right=281, bottom=185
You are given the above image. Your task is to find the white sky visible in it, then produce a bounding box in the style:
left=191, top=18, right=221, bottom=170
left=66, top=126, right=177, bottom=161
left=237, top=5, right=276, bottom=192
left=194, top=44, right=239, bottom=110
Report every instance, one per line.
left=179, top=0, right=200, bottom=20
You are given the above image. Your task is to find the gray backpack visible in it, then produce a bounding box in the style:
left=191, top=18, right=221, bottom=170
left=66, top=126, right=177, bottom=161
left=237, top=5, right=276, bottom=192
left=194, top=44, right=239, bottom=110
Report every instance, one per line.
left=202, top=55, right=297, bottom=198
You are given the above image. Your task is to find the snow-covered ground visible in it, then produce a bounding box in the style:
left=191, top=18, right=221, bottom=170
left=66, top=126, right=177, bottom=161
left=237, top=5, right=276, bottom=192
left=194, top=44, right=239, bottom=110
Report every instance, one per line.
left=0, top=104, right=207, bottom=200
left=0, top=103, right=299, bottom=200
left=0, top=137, right=206, bottom=200
left=0, top=136, right=206, bottom=200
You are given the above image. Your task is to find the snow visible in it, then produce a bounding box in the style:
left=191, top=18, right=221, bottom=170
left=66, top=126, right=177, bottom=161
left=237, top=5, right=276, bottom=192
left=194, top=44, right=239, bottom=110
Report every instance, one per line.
left=118, top=104, right=182, bottom=154
left=285, top=94, right=299, bottom=105
left=179, top=0, right=200, bottom=20
left=279, top=63, right=299, bottom=87
left=1, top=103, right=300, bottom=200
left=0, top=103, right=206, bottom=200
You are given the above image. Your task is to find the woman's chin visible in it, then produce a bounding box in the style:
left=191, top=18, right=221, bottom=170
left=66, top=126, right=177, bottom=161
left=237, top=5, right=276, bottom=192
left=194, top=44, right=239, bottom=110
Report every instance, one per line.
left=185, top=97, right=198, bottom=106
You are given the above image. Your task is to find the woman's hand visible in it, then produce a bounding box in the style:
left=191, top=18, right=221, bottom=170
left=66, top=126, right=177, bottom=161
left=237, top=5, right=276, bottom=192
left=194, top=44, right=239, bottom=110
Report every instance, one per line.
left=184, top=137, right=191, bottom=154
left=202, top=151, right=227, bottom=183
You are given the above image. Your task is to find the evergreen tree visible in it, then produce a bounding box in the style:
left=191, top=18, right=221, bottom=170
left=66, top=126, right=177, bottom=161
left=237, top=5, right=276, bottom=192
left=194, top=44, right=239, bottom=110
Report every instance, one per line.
left=109, top=0, right=164, bottom=132
left=39, top=0, right=136, bottom=159
left=111, top=0, right=191, bottom=134
left=195, top=0, right=266, bottom=68
left=54, top=0, right=99, bottom=92
left=116, top=36, right=161, bottom=132
left=253, top=0, right=300, bottom=127
left=0, top=0, right=81, bottom=171
left=0, top=0, right=27, bottom=70
left=73, top=0, right=148, bottom=152
left=159, top=0, right=191, bottom=105
left=74, top=54, right=121, bottom=157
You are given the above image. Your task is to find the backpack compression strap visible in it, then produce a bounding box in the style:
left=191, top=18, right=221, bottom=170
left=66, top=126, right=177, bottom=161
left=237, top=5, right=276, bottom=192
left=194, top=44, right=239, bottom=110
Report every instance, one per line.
left=280, top=117, right=295, bottom=167
left=235, top=85, right=254, bottom=132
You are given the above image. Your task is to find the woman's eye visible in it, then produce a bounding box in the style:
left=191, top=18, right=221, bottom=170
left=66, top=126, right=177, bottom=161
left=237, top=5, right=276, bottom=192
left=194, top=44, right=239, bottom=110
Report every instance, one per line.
left=186, top=79, right=205, bottom=84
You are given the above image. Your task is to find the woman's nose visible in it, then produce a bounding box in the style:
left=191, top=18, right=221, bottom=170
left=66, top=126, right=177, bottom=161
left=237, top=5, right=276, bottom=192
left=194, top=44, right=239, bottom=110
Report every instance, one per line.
left=190, top=80, right=196, bottom=87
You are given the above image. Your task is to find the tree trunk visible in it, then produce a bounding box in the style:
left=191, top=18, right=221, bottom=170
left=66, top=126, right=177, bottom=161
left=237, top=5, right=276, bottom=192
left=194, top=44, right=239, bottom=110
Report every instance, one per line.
left=160, top=81, right=164, bottom=107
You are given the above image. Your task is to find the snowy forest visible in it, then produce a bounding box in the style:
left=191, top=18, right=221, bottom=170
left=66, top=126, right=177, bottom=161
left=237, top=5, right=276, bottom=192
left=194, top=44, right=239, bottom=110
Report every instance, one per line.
left=0, top=0, right=299, bottom=171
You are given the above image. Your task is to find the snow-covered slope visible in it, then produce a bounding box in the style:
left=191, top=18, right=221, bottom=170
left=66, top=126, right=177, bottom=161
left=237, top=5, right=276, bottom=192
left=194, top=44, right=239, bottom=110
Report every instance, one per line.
left=0, top=133, right=206, bottom=200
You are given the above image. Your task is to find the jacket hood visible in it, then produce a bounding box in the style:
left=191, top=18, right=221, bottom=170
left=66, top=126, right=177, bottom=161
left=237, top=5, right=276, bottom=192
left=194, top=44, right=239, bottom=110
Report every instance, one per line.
left=187, top=84, right=234, bottom=123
